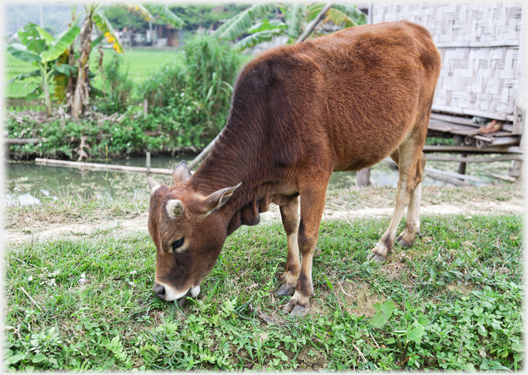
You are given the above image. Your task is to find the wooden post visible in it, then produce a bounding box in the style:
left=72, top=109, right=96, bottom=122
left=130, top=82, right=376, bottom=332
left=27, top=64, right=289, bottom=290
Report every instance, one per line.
left=509, top=107, right=525, bottom=182
left=356, top=168, right=371, bottom=187
left=146, top=152, right=151, bottom=173
left=143, top=99, right=148, bottom=118
left=457, top=153, right=467, bottom=175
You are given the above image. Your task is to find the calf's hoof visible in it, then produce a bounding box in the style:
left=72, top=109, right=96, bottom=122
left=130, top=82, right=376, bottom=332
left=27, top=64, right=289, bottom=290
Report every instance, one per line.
left=284, top=300, right=310, bottom=317
left=290, top=305, right=309, bottom=317
left=396, top=234, right=414, bottom=248
left=275, top=283, right=295, bottom=296
left=367, top=252, right=387, bottom=264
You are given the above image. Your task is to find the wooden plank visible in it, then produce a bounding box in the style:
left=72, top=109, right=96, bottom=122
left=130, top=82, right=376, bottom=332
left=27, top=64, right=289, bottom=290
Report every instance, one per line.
left=383, top=158, right=484, bottom=182
left=430, top=113, right=477, bottom=127
left=430, top=113, right=514, bottom=135
left=426, top=171, right=467, bottom=186
left=489, top=137, right=520, bottom=147
left=425, top=167, right=485, bottom=183
left=422, top=145, right=524, bottom=154
left=34, top=158, right=173, bottom=175
left=428, top=119, right=481, bottom=136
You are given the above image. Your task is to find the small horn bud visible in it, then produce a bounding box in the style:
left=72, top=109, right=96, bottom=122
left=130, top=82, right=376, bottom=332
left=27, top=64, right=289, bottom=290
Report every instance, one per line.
left=147, top=177, right=161, bottom=194
left=166, top=199, right=185, bottom=219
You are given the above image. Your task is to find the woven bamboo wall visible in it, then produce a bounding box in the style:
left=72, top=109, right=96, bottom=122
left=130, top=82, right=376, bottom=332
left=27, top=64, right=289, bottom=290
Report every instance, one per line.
left=371, top=3, right=523, bottom=122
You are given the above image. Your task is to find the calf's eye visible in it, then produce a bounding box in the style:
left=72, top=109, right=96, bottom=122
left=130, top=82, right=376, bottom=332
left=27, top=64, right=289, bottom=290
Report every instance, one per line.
left=172, top=238, right=185, bottom=251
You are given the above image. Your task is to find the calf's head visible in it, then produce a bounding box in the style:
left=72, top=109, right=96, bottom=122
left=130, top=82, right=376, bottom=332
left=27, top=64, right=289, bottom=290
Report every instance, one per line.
left=147, top=161, right=240, bottom=302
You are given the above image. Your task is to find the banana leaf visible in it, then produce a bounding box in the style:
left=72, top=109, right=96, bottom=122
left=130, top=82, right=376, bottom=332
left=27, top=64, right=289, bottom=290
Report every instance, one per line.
left=235, top=28, right=286, bottom=51
left=25, top=85, right=43, bottom=101
left=35, top=25, right=54, bottom=44
left=93, top=12, right=123, bottom=53
left=17, top=23, right=47, bottom=54
left=120, top=3, right=155, bottom=21
left=41, top=17, right=82, bottom=63
left=52, top=63, right=77, bottom=76
left=213, top=3, right=276, bottom=41
left=285, top=3, right=306, bottom=39
left=7, top=69, right=41, bottom=84
left=248, top=19, right=286, bottom=33
left=145, top=4, right=185, bottom=28
left=53, top=73, right=68, bottom=101
left=325, top=8, right=358, bottom=28
left=91, top=34, right=105, bottom=49
left=7, top=44, right=41, bottom=63
left=307, top=3, right=325, bottom=22
left=331, top=4, right=367, bottom=25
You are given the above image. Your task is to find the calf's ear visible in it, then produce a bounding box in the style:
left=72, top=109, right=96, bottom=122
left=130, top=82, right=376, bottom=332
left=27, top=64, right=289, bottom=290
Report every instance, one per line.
left=200, top=182, right=242, bottom=215
left=173, top=161, right=192, bottom=186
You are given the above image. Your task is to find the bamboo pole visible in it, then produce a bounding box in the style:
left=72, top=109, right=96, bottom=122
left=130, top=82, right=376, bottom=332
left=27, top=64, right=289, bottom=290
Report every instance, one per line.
left=490, top=173, right=516, bottom=182
left=422, top=145, right=524, bottom=154
left=188, top=132, right=221, bottom=169
left=296, top=2, right=335, bottom=43
left=426, top=155, right=523, bottom=163
left=5, top=138, right=42, bottom=145
left=34, top=158, right=172, bottom=175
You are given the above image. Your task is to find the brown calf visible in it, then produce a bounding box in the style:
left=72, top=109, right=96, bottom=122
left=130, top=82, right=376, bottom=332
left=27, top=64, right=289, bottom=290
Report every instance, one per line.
left=147, top=21, right=441, bottom=316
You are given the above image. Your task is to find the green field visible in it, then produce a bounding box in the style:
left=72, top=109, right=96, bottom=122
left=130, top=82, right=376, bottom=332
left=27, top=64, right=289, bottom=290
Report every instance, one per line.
left=5, top=48, right=182, bottom=98
left=4, top=188, right=524, bottom=371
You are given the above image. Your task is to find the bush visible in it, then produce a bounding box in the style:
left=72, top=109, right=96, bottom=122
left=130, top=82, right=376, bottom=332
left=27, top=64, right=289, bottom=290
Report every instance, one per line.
left=95, top=54, right=134, bottom=114
left=138, top=34, right=249, bottom=141
left=7, top=35, right=250, bottom=160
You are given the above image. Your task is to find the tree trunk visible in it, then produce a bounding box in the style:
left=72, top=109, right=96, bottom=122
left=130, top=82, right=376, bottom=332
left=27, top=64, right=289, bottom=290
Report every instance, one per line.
left=71, top=14, right=94, bottom=120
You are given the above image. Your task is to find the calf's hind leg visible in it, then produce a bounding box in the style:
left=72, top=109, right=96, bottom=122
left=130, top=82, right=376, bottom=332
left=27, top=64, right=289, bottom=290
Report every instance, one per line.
left=276, top=196, right=300, bottom=296
left=389, top=150, right=427, bottom=248
left=396, top=152, right=426, bottom=247
left=368, top=142, right=425, bottom=263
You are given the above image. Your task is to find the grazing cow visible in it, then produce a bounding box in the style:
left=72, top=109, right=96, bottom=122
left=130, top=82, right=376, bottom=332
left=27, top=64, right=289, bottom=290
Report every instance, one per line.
left=147, top=21, right=441, bottom=316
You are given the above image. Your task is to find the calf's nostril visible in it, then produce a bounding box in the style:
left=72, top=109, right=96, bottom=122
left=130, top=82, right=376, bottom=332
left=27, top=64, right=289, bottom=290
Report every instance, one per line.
left=153, top=283, right=165, bottom=297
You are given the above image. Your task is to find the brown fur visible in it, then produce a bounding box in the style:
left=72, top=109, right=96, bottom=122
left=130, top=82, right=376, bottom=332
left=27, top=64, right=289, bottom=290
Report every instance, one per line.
left=147, top=21, right=441, bottom=312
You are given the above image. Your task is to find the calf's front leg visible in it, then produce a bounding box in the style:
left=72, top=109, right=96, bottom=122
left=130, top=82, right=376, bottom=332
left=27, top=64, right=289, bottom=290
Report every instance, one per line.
left=284, top=182, right=328, bottom=316
left=276, top=196, right=300, bottom=296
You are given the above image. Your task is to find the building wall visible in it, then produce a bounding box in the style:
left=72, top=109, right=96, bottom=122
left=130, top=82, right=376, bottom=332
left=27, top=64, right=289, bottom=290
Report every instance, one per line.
left=371, top=3, right=523, bottom=121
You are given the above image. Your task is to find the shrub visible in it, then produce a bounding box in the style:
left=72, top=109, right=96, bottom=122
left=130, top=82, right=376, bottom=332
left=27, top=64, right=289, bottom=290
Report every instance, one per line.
left=95, top=54, right=134, bottom=114
left=138, top=34, right=249, bottom=141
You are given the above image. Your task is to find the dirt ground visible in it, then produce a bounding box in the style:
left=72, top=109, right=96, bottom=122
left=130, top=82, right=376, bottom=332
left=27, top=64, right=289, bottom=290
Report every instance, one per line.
left=5, top=194, right=524, bottom=246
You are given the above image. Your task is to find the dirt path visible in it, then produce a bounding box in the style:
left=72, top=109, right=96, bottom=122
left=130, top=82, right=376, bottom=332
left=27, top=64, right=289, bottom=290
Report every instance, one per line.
left=6, top=198, right=523, bottom=247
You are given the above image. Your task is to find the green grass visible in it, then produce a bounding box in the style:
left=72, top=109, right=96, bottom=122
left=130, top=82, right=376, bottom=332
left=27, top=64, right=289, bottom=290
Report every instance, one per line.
left=5, top=48, right=181, bottom=99
left=89, top=48, right=183, bottom=87
left=4, top=209, right=524, bottom=371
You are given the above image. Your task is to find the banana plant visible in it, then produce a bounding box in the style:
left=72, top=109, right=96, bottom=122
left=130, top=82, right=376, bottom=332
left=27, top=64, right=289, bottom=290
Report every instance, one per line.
left=214, top=2, right=366, bottom=51
left=71, top=3, right=185, bottom=120
left=7, top=20, right=82, bottom=117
